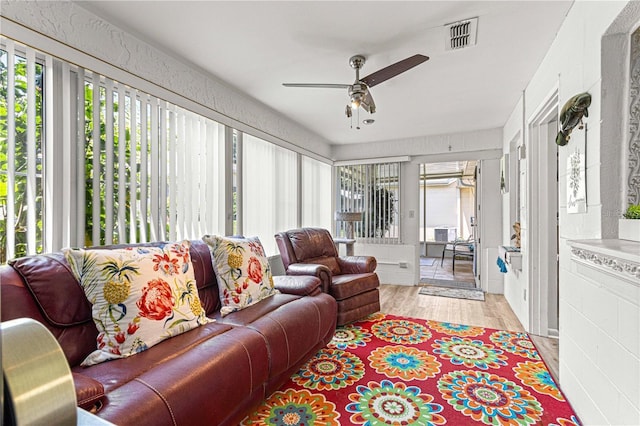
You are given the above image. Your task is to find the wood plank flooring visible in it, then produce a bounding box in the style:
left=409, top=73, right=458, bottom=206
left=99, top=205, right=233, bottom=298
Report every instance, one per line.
left=379, top=284, right=559, bottom=381
left=420, top=257, right=475, bottom=283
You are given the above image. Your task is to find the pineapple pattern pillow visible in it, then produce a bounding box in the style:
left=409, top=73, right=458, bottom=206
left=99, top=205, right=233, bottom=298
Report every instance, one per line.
left=203, top=235, right=278, bottom=316
left=64, top=241, right=212, bottom=366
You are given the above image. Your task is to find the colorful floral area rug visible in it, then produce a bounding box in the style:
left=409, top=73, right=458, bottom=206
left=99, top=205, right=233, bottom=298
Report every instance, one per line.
left=240, top=313, right=580, bottom=425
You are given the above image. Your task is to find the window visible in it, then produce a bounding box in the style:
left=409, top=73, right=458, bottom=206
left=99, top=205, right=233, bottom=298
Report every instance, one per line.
left=0, top=44, right=45, bottom=262
left=336, top=162, right=400, bottom=243
left=1, top=39, right=227, bottom=262
left=242, top=133, right=298, bottom=255
left=79, top=70, right=225, bottom=246
left=1, top=37, right=333, bottom=263
left=301, top=155, right=332, bottom=230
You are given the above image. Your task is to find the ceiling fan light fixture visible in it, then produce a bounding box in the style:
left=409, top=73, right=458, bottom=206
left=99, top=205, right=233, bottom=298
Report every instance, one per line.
left=282, top=53, right=428, bottom=129
left=363, top=119, right=375, bottom=125
left=350, top=92, right=363, bottom=109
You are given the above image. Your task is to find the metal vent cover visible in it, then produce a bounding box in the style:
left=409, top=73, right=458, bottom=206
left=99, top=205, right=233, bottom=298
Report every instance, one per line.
left=445, top=17, right=478, bottom=50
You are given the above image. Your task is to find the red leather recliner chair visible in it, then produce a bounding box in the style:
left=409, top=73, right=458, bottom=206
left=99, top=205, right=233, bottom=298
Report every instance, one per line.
left=275, top=228, right=380, bottom=325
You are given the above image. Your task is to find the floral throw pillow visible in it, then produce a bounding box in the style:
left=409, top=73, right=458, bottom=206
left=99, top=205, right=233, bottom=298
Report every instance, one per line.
left=64, top=241, right=212, bottom=366
left=202, top=235, right=278, bottom=316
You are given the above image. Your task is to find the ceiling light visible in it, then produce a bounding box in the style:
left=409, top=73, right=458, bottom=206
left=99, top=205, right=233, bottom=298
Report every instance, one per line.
left=350, top=92, right=363, bottom=109
left=363, top=119, right=375, bottom=125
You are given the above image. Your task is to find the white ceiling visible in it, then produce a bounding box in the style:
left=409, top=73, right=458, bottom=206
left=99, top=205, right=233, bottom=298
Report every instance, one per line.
left=77, top=1, right=573, bottom=146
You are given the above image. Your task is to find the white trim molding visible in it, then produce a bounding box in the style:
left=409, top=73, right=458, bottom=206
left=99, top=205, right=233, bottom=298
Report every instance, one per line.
left=568, top=239, right=640, bottom=285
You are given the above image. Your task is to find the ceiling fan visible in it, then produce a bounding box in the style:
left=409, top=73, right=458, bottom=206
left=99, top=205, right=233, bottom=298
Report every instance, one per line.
left=283, top=54, right=429, bottom=123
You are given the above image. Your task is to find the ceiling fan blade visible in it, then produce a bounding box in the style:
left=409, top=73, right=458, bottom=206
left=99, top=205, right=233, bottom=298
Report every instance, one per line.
left=360, top=54, right=429, bottom=88
left=282, top=83, right=351, bottom=89
left=361, top=90, right=376, bottom=114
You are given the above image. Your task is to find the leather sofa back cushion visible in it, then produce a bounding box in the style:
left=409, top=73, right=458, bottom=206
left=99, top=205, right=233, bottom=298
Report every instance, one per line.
left=188, top=240, right=221, bottom=315
left=8, top=253, right=98, bottom=367
left=287, top=229, right=338, bottom=262
left=9, top=253, right=93, bottom=326
left=8, top=241, right=221, bottom=324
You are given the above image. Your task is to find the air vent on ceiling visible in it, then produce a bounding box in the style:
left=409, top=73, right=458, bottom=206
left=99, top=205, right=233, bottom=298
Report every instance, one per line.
left=445, top=17, right=478, bottom=51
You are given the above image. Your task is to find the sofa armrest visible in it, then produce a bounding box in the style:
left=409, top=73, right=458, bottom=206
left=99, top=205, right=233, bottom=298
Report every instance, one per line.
left=73, top=372, right=105, bottom=413
left=286, top=263, right=331, bottom=293
left=337, top=256, right=377, bottom=274
left=273, top=275, right=322, bottom=296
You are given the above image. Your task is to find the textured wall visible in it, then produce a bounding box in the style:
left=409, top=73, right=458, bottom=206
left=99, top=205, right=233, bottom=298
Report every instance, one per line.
left=629, top=27, right=640, bottom=206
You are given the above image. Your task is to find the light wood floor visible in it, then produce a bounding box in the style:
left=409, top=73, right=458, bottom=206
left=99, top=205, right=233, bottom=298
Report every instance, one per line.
left=420, top=256, right=475, bottom=283
left=379, top=284, right=559, bottom=381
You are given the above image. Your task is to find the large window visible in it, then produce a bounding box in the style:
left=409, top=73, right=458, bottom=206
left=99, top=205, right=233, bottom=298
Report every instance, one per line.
left=336, top=162, right=400, bottom=243
left=301, top=155, right=332, bottom=230
left=1, top=38, right=333, bottom=263
left=242, top=133, right=298, bottom=255
left=0, top=40, right=227, bottom=262
left=77, top=69, right=226, bottom=246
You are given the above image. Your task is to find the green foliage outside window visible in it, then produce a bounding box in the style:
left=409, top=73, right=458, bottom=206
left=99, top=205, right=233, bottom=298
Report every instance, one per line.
left=0, top=49, right=44, bottom=263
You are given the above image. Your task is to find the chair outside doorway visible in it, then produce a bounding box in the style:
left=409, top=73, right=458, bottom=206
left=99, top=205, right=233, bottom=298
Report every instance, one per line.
left=441, top=237, right=475, bottom=274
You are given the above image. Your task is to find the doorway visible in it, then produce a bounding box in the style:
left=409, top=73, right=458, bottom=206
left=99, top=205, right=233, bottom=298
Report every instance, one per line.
left=528, top=92, right=560, bottom=337
left=418, top=161, right=477, bottom=288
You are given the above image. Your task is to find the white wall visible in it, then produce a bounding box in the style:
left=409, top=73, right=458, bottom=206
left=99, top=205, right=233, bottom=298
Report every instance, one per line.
left=501, top=1, right=640, bottom=423
left=353, top=243, right=419, bottom=286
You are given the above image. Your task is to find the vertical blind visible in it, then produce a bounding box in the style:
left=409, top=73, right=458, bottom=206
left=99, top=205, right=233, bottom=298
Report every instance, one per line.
left=242, top=133, right=298, bottom=255
left=336, top=162, right=401, bottom=244
left=78, top=70, right=226, bottom=246
left=1, top=39, right=334, bottom=262
left=0, top=43, right=45, bottom=261
left=301, top=155, right=332, bottom=231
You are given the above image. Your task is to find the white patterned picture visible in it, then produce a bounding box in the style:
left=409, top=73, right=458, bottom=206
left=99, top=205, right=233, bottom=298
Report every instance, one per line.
left=567, top=148, right=586, bottom=214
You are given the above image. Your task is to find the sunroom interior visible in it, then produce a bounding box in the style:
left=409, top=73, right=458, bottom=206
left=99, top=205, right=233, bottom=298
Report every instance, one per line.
left=1, top=1, right=639, bottom=424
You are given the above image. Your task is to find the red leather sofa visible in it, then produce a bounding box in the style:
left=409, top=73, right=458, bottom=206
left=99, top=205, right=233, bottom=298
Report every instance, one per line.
left=1, top=240, right=337, bottom=425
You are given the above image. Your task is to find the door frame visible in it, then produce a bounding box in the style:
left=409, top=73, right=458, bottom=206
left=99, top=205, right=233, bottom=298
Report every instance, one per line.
left=527, top=89, right=560, bottom=337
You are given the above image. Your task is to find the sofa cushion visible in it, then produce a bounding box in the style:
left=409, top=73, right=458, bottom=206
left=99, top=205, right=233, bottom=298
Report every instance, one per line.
left=203, top=235, right=278, bottom=316
left=7, top=254, right=98, bottom=367
left=216, top=291, right=338, bottom=395
left=8, top=253, right=93, bottom=326
left=330, top=272, right=380, bottom=300
left=64, top=241, right=211, bottom=366
left=72, top=322, right=270, bottom=426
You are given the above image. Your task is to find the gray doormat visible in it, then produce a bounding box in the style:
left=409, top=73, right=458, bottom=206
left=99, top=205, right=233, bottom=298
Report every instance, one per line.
left=418, top=285, right=485, bottom=301
left=419, top=278, right=476, bottom=289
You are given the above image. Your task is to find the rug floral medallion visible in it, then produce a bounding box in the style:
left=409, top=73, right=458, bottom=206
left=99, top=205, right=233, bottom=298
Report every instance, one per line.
left=241, top=313, right=580, bottom=426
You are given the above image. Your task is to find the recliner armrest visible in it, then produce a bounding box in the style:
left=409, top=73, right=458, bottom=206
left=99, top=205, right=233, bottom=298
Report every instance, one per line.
left=273, top=275, right=322, bottom=296
left=286, top=263, right=332, bottom=293
left=337, top=256, right=377, bottom=274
